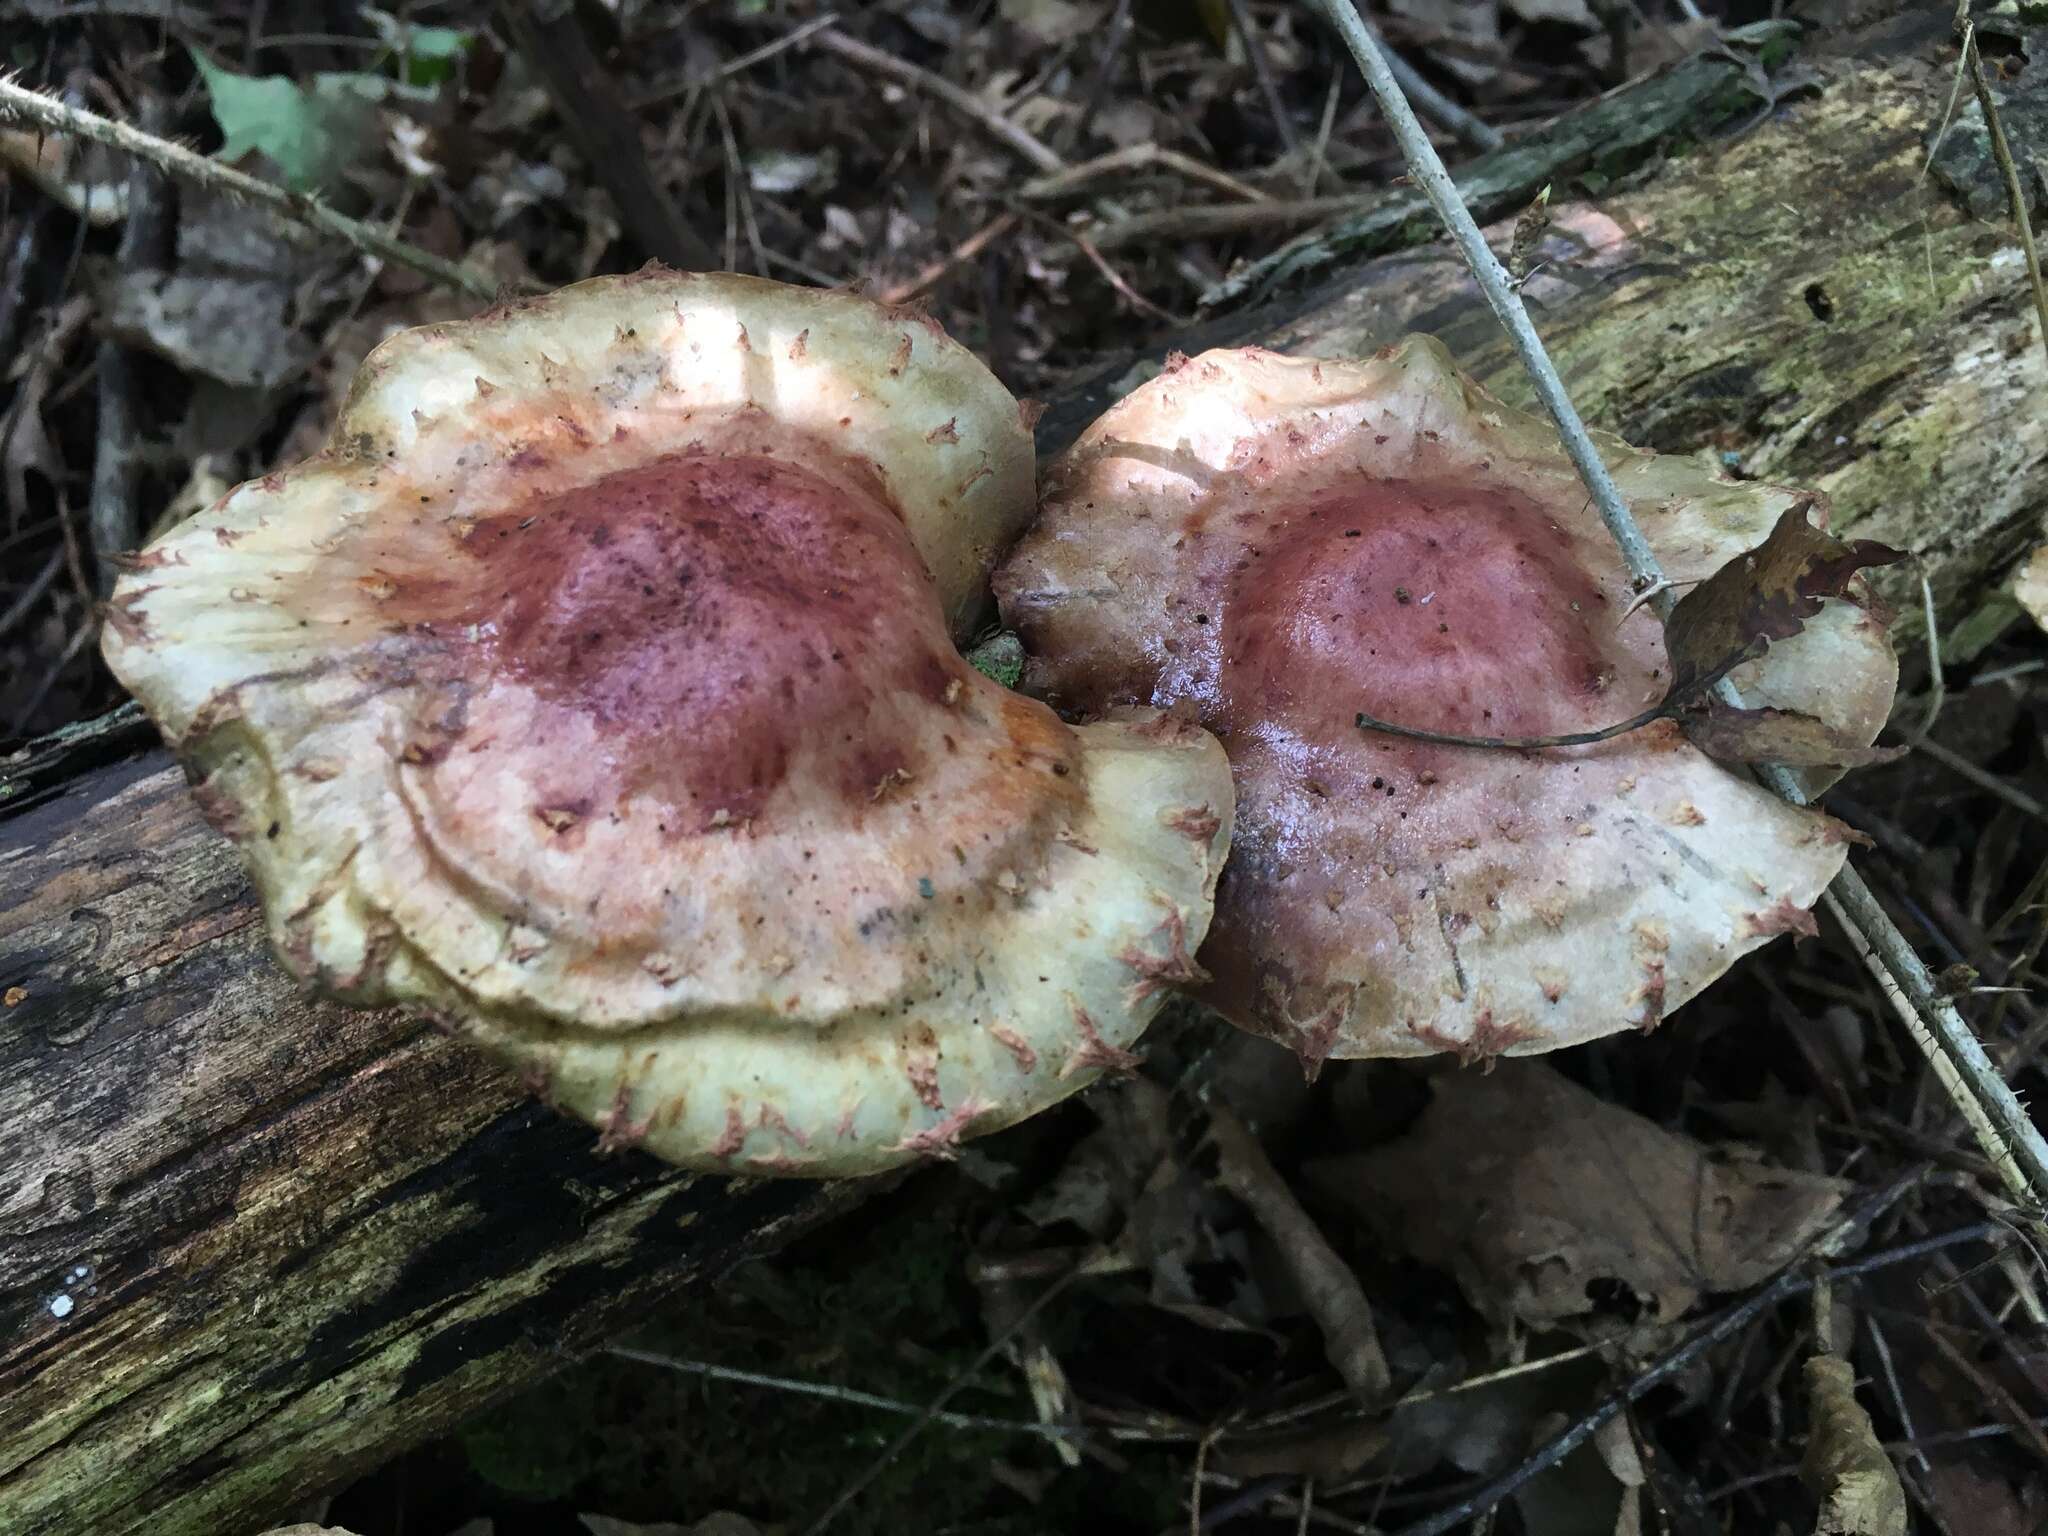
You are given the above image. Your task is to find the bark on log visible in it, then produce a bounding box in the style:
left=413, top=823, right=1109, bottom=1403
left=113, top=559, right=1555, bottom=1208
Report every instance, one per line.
left=4, top=21, right=2044, bottom=1536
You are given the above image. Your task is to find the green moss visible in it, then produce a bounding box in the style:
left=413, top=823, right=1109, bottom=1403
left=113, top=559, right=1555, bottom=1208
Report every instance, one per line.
left=966, top=631, right=1025, bottom=689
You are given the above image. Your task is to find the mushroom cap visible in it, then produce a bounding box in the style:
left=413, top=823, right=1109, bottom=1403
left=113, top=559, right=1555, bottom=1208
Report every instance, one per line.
left=103, top=271, right=1234, bottom=1174
left=994, top=338, right=1895, bottom=1067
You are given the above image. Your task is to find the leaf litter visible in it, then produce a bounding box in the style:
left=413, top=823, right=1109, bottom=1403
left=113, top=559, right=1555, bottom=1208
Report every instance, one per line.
left=6, top=5, right=2048, bottom=1535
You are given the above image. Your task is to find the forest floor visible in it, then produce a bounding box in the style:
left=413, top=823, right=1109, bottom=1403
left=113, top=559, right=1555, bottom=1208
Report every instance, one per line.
left=5, top=3, right=2047, bottom=1534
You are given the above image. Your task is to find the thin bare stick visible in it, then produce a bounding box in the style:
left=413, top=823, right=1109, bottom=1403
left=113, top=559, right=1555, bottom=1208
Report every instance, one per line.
left=807, top=27, right=1066, bottom=175
left=800, top=1246, right=1101, bottom=1535
left=1358, top=9, right=1503, bottom=154
left=1019, top=208, right=1184, bottom=324
left=0, top=75, right=501, bottom=300
left=1905, top=730, right=2048, bottom=825
left=1918, top=572, right=1947, bottom=736
left=877, top=211, right=1021, bottom=306
left=630, top=12, right=844, bottom=109
left=1089, top=192, right=1378, bottom=250
left=1354, top=697, right=1672, bottom=752
left=1956, top=9, right=2048, bottom=367
left=1206, top=1102, right=1391, bottom=1399
left=1304, top=0, right=2048, bottom=1228
left=605, top=1347, right=1086, bottom=1443
left=1020, top=142, right=1270, bottom=205
left=1224, top=0, right=1301, bottom=157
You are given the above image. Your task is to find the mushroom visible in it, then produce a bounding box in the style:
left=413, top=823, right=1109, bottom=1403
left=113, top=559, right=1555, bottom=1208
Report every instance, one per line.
left=102, top=270, right=1234, bottom=1174
left=994, top=339, right=1895, bottom=1069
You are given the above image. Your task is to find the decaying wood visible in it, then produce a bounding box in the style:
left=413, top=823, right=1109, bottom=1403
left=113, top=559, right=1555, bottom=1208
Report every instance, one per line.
left=4, top=22, right=2045, bottom=1536
left=0, top=750, right=868, bottom=1536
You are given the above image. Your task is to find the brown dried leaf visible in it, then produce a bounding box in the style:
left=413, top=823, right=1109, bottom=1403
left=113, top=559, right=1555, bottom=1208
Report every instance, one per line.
left=1802, top=1355, right=1908, bottom=1536
left=1663, top=503, right=1905, bottom=697
left=1303, top=1061, right=1845, bottom=1332
left=2015, top=541, right=2048, bottom=631
left=1675, top=701, right=1908, bottom=768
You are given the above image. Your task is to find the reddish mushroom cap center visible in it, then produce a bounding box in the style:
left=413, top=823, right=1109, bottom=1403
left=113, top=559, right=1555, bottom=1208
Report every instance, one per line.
left=391, top=453, right=964, bottom=826
left=1217, top=479, right=1636, bottom=744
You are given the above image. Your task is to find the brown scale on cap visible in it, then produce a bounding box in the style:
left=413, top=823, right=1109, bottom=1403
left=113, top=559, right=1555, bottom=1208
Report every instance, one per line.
left=103, top=271, right=1235, bottom=1176
left=996, top=337, right=1896, bottom=1069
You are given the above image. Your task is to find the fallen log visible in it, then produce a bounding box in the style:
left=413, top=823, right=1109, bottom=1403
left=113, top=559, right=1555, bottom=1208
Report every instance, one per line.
left=4, top=20, right=2043, bottom=1536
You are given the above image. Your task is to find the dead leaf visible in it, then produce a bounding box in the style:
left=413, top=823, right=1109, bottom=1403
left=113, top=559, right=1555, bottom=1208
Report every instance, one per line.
left=1212, top=1417, right=1390, bottom=1481
left=1923, top=1457, right=2043, bottom=1536
left=1504, top=0, right=1596, bottom=27
left=1675, top=702, right=1907, bottom=768
left=1662, top=503, right=1905, bottom=699
left=1000, top=0, right=1101, bottom=48
left=96, top=192, right=321, bottom=391
left=3, top=295, right=90, bottom=525
left=2014, top=542, right=2048, bottom=631
left=1303, top=1061, right=1845, bottom=1333
left=1802, top=1354, right=1908, bottom=1536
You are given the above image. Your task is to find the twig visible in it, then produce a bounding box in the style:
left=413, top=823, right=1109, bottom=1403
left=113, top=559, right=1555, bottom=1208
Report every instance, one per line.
left=604, top=1346, right=1086, bottom=1443
left=878, top=212, right=1021, bottom=306
left=1204, top=1101, right=1391, bottom=1399
left=1955, top=8, right=2048, bottom=369
left=1305, top=0, right=2048, bottom=1232
left=1089, top=193, right=1377, bottom=251
left=1224, top=0, right=1301, bottom=157
left=1390, top=1179, right=1973, bottom=1536
left=0, top=75, right=501, bottom=300
left=630, top=12, right=844, bottom=110
left=1822, top=873, right=2046, bottom=1218
left=1918, top=572, right=1946, bottom=736
left=496, top=0, right=716, bottom=271
left=88, top=96, right=174, bottom=593
left=8, top=620, right=94, bottom=737
left=1353, top=7, right=1503, bottom=154
left=1301, top=71, right=1343, bottom=194
left=1058, top=0, right=1134, bottom=154
left=1914, top=1310, right=2048, bottom=1466
left=0, top=203, right=50, bottom=369
left=1904, top=731, right=2048, bottom=825
left=0, top=550, right=63, bottom=639
left=1020, top=142, right=1270, bottom=205
left=1019, top=208, right=1184, bottom=325
left=800, top=1245, right=1103, bottom=1535
left=808, top=27, right=1066, bottom=175
left=1354, top=696, right=1674, bottom=752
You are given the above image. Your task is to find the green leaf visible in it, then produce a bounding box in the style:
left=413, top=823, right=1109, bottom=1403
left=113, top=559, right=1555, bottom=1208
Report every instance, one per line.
left=190, top=49, right=384, bottom=194
left=362, top=8, right=473, bottom=86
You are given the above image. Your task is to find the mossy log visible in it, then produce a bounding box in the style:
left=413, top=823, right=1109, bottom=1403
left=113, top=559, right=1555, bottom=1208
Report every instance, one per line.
left=4, top=24, right=2044, bottom=1536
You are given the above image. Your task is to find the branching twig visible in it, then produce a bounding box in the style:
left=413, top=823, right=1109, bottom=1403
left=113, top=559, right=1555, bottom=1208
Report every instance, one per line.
left=808, top=27, right=1066, bottom=175
left=1390, top=1178, right=1976, bottom=1536
left=0, top=75, right=501, bottom=300
left=1305, top=0, right=2048, bottom=1234
left=1351, top=7, right=1503, bottom=154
